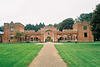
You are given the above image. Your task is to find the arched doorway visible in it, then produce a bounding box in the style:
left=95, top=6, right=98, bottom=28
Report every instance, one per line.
left=47, top=37, right=51, bottom=42
left=25, top=35, right=30, bottom=41
left=59, top=37, right=63, bottom=40
left=36, top=37, right=38, bottom=41
left=65, top=37, right=67, bottom=40
left=58, top=37, right=63, bottom=42
left=34, top=37, right=38, bottom=41
left=31, top=38, right=33, bottom=41
left=44, top=30, right=54, bottom=42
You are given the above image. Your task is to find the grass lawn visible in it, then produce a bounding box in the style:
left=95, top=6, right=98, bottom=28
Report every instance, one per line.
left=61, top=41, right=100, bottom=44
left=55, top=42, right=100, bottom=67
left=0, top=43, right=43, bottom=67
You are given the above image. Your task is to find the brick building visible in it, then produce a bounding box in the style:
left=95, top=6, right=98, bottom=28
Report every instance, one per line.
left=2, top=21, right=94, bottom=43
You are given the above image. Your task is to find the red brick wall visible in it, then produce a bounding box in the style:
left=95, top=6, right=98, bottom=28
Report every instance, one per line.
left=2, top=21, right=94, bottom=43
left=75, top=22, right=94, bottom=42
left=2, top=22, right=24, bottom=43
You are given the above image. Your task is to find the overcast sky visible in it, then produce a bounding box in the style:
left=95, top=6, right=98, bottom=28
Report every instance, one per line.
left=0, top=0, right=100, bottom=26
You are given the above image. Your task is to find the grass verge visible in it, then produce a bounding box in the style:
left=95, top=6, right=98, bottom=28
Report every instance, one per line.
left=0, top=43, right=43, bottom=67
left=55, top=43, right=100, bottom=67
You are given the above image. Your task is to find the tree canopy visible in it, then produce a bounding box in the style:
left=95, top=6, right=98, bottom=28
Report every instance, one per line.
left=24, top=23, right=45, bottom=32
left=54, top=23, right=59, bottom=29
left=24, top=18, right=75, bottom=31
left=59, top=18, right=74, bottom=31
left=0, top=26, right=4, bottom=32
left=75, top=13, right=93, bottom=22
left=90, top=4, right=100, bottom=41
left=47, top=24, right=53, bottom=26
left=14, top=32, right=23, bottom=41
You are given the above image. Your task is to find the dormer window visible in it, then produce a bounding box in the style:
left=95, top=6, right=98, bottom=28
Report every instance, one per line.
left=10, top=28, right=14, bottom=32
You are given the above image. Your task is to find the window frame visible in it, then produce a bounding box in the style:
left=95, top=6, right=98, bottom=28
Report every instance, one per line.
left=10, top=28, right=14, bottom=32
left=84, top=32, right=87, bottom=38
left=48, top=32, right=50, bottom=35
left=10, top=34, right=13, bottom=39
left=83, top=26, right=87, bottom=30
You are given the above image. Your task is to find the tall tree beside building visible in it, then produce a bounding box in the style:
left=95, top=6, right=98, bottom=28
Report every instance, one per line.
left=14, top=32, right=23, bottom=41
left=75, top=13, right=93, bottom=22
left=54, top=23, right=59, bottom=29
left=59, top=18, right=74, bottom=31
left=90, top=4, right=100, bottom=41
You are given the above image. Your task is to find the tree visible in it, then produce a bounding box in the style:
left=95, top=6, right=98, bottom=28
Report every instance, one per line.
left=0, top=27, right=2, bottom=31
left=47, top=24, right=53, bottom=26
left=38, top=22, right=45, bottom=30
left=90, top=4, right=100, bottom=41
left=75, top=13, right=93, bottom=22
left=59, top=18, right=74, bottom=31
left=14, top=32, right=23, bottom=41
left=24, top=24, right=34, bottom=30
left=0, top=26, right=4, bottom=32
left=54, top=23, right=59, bottom=29
left=42, top=23, right=45, bottom=27
left=35, top=24, right=39, bottom=32
left=24, top=23, right=45, bottom=32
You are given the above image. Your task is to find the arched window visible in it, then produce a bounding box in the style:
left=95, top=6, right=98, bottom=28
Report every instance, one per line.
left=48, top=32, right=50, bottom=35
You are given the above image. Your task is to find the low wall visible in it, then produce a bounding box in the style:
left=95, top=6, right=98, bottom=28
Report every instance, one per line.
left=59, top=40, right=75, bottom=42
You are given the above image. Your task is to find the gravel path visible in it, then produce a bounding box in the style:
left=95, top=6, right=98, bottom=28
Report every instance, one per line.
left=28, top=42, right=67, bottom=67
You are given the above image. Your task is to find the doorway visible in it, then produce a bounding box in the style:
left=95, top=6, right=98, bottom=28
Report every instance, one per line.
left=46, top=37, right=51, bottom=42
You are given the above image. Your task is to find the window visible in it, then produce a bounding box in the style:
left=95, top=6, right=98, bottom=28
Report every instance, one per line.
left=48, top=32, right=50, bottom=35
left=84, top=33, right=87, bottom=38
left=10, top=34, right=13, bottom=39
left=10, top=28, right=14, bottom=32
left=84, top=26, right=87, bottom=30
